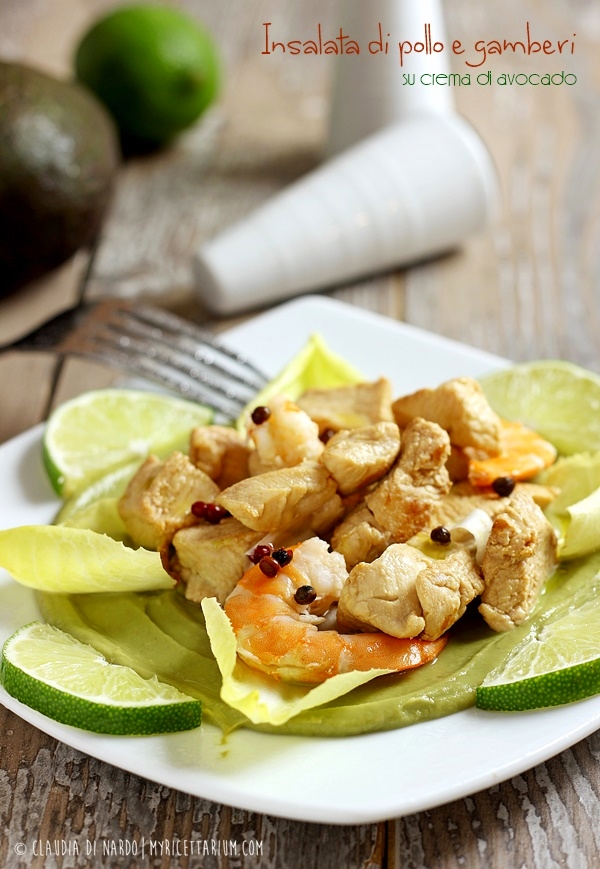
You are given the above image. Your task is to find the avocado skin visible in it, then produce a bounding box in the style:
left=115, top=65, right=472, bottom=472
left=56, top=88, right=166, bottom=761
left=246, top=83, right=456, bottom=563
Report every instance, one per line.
left=0, top=62, right=120, bottom=294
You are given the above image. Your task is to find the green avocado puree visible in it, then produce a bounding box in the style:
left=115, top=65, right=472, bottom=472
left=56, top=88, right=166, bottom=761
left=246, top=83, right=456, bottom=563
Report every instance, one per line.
left=36, top=550, right=600, bottom=737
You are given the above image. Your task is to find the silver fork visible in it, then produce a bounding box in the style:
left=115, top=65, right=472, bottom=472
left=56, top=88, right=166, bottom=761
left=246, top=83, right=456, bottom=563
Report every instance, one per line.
left=2, top=299, right=269, bottom=419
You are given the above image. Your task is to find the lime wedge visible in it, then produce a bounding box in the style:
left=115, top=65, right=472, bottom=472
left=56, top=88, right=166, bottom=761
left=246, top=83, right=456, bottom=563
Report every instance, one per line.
left=476, top=575, right=600, bottom=711
left=236, top=334, right=364, bottom=432
left=55, top=460, right=139, bottom=524
left=0, top=525, right=173, bottom=593
left=481, top=360, right=600, bottom=455
left=43, top=389, right=213, bottom=497
left=59, top=497, right=128, bottom=541
left=1, top=622, right=201, bottom=734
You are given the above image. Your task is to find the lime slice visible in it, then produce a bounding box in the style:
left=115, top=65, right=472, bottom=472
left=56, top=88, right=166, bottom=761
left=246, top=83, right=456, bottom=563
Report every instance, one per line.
left=1, top=622, right=201, bottom=734
left=0, top=525, right=173, bottom=593
left=59, top=497, right=128, bottom=541
left=43, top=389, right=213, bottom=497
left=55, top=460, right=139, bottom=524
left=236, top=334, right=364, bottom=432
left=476, top=576, right=600, bottom=711
left=481, top=360, right=600, bottom=455
left=55, top=461, right=139, bottom=540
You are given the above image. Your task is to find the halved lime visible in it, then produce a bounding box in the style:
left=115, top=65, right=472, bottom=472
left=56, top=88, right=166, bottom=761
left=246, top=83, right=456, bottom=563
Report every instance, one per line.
left=481, top=360, right=600, bottom=455
left=1, top=622, right=201, bottom=734
left=0, top=525, right=173, bottom=593
left=43, top=388, right=213, bottom=497
left=476, top=575, right=600, bottom=711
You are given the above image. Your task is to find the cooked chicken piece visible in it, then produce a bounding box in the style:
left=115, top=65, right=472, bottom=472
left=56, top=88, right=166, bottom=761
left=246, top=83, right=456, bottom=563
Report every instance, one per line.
left=518, top=482, right=559, bottom=510
left=479, top=491, right=558, bottom=632
left=310, top=491, right=346, bottom=535
left=189, top=425, right=250, bottom=489
left=446, top=445, right=470, bottom=482
left=321, top=422, right=401, bottom=496
left=415, top=549, right=484, bottom=641
left=165, top=518, right=262, bottom=604
left=337, top=543, right=430, bottom=638
left=331, top=503, right=391, bottom=569
left=366, top=418, right=452, bottom=542
left=392, top=377, right=502, bottom=455
left=216, top=461, right=337, bottom=532
left=428, top=481, right=559, bottom=529
left=297, top=378, right=394, bottom=435
left=248, top=395, right=324, bottom=475
left=118, top=452, right=220, bottom=551
left=428, top=484, right=508, bottom=529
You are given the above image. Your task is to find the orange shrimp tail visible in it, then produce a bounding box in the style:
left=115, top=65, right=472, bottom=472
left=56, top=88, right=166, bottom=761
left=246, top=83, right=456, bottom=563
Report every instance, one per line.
left=468, top=419, right=556, bottom=487
left=343, top=632, right=448, bottom=677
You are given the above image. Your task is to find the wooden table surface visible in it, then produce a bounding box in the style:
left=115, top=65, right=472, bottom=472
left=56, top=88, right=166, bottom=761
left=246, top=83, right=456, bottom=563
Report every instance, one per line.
left=1, top=0, right=599, bottom=866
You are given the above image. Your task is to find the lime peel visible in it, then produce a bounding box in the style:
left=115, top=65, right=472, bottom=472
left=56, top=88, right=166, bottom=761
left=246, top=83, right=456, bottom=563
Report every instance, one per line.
left=74, top=4, right=220, bottom=143
left=1, top=622, right=201, bottom=735
left=0, top=525, right=173, bottom=593
left=476, top=576, right=600, bottom=711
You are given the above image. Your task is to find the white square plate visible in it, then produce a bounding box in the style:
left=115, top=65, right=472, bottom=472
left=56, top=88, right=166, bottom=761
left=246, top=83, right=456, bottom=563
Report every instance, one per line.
left=2, top=295, right=600, bottom=825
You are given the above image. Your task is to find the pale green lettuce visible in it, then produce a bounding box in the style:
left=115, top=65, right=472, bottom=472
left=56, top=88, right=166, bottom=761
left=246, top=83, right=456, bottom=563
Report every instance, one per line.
left=539, top=451, right=600, bottom=559
left=236, top=333, right=364, bottom=433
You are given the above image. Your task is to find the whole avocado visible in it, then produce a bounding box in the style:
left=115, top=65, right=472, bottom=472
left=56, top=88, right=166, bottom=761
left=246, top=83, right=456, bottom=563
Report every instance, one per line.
left=0, top=62, right=120, bottom=293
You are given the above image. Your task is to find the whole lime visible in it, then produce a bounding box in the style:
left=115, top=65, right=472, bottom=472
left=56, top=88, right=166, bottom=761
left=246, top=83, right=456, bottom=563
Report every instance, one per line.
left=0, top=62, right=119, bottom=292
left=74, top=5, right=220, bottom=145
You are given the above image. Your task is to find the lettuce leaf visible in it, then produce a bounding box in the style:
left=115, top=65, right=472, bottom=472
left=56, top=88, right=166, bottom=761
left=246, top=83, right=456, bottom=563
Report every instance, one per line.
left=540, top=451, right=600, bottom=559
left=236, top=333, right=364, bottom=433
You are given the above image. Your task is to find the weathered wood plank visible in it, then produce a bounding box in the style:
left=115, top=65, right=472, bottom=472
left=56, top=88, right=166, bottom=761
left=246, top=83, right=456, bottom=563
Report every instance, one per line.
left=0, top=708, right=384, bottom=869
left=390, top=730, right=600, bottom=869
left=2, top=0, right=600, bottom=867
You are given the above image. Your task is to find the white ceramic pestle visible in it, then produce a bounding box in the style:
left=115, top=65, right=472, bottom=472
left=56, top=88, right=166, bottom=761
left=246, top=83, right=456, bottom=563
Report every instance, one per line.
left=326, top=0, right=454, bottom=156
left=193, top=0, right=498, bottom=315
left=193, top=113, right=498, bottom=315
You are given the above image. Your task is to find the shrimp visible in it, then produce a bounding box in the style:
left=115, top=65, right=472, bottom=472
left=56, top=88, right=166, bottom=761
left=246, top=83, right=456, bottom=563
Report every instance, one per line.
left=248, top=395, right=324, bottom=474
left=224, top=537, right=447, bottom=684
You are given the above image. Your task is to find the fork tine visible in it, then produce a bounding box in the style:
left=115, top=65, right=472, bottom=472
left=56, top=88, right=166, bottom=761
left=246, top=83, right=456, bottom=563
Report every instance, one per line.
left=11, top=298, right=270, bottom=418
left=107, top=308, right=266, bottom=392
left=132, top=305, right=268, bottom=386
left=92, top=326, right=257, bottom=406
left=77, top=340, right=247, bottom=419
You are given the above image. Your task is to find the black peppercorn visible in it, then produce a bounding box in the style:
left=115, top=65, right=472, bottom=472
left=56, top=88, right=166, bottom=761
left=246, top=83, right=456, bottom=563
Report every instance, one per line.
left=272, top=547, right=293, bottom=566
left=430, top=525, right=452, bottom=545
left=294, top=585, right=317, bottom=605
left=492, top=475, right=516, bottom=497
left=251, top=405, right=271, bottom=425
